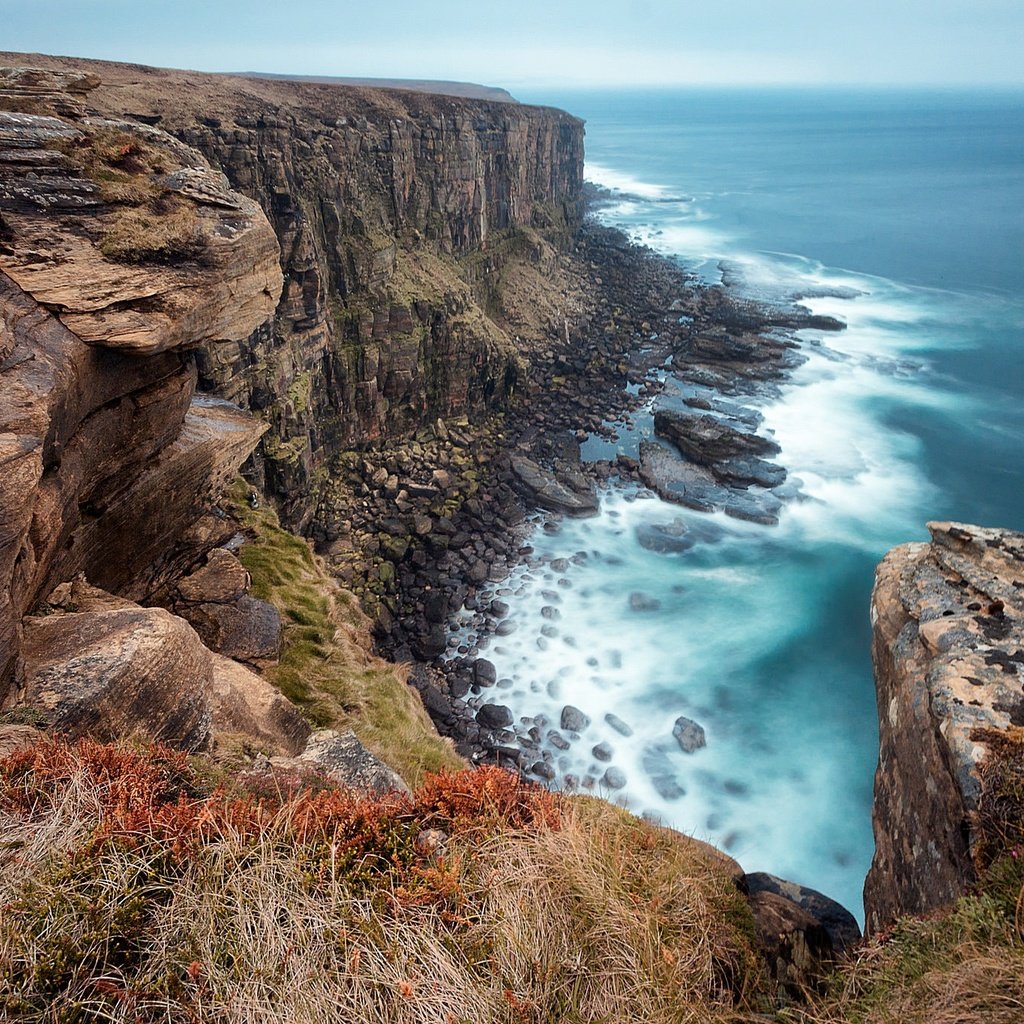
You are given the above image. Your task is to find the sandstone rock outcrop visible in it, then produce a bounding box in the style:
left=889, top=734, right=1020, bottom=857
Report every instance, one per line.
left=210, top=653, right=310, bottom=756
left=864, top=521, right=1024, bottom=931
left=0, top=73, right=281, bottom=697
left=21, top=602, right=214, bottom=750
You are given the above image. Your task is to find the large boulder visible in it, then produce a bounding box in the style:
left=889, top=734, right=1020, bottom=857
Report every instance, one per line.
left=743, top=872, right=860, bottom=955
left=209, top=654, right=309, bottom=756
left=21, top=604, right=214, bottom=751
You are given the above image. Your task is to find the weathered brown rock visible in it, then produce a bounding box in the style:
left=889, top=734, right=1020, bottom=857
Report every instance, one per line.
left=747, top=890, right=833, bottom=1003
left=0, top=66, right=100, bottom=118
left=0, top=104, right=282, bottom=355
left=276, top=729, right=412, bottom=797
left=21, top=604, right=213, bottom=750
left=210, top=653, right=309, bottom=756
left=180, top=596, right=282, bottom=668
left=0, top=74, right=281, bottom=697
left=864, top=522, right=1024, bottom=932
left=176, top=548, right=251, bottom=604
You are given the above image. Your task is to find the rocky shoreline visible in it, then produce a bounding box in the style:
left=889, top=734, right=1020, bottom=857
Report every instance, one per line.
left=314, top=214, right=846, bottom=772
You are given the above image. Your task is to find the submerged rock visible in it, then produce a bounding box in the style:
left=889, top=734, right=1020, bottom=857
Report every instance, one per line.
left=560, top=704, right=591, bottom=732
left=673, top=715, right=707, bottom=753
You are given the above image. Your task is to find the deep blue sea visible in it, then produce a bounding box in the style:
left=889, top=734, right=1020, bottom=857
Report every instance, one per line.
left=474, top=88, right=1024, bottom=918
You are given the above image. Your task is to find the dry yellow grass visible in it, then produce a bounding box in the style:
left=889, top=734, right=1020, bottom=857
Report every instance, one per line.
left=0, top=741, right=767, bottom=1024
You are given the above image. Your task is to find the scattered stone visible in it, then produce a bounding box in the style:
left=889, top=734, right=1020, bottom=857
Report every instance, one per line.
left=473, top=658, right=497, bottom=687
left=592, top=741, right=614, bottom=762
left=673, top=716, right=707, bottom=753
left=602, top=767, right=627, bottom=789
left=560, top=705, right=591, bottom=732
left=291, top=729, right=411, bottom=797
left=629, top=591, right=661, bottom=612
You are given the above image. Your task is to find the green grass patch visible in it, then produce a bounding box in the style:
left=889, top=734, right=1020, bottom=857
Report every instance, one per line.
left=225, top=481, right=463, bottom=784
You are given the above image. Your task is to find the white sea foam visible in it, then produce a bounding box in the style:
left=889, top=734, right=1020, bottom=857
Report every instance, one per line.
left=585, top=161, right=671, bottom=199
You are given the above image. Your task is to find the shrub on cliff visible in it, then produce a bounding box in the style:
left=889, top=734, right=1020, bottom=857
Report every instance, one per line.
left=0, top=738, right=765, bottom=1023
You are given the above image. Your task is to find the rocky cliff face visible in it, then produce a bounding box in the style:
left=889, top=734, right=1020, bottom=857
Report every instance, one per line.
left=864, top=521, right=1024, bottom=931
left=0, top=67, right=281, bottom=696
left=1, top=54, right=585, bottom=528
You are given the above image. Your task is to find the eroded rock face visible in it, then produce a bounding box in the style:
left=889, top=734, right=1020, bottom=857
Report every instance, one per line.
left=0, top=52, right=585, bottom=525
left=0, top=72, right=281, bottom=696
left=0, top=104, right=282, bottom=355
left=864, top=522, right=1024, bottom=932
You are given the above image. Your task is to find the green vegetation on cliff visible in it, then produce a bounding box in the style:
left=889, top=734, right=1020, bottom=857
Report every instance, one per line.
left=225, top=481, right=463, bottom=784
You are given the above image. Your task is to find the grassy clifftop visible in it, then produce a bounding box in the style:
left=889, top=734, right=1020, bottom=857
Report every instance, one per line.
left=0, top=738, right=764, bottom=1023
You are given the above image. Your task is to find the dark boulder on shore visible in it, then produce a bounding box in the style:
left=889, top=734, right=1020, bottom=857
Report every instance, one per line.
left=509, top=455, right=599, bottom=516
left=743, top=872, right=862, bottom=956
left=476, top=703, right=514, bottom=730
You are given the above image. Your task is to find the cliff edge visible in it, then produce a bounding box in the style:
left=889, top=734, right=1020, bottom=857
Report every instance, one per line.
left=0, top=52, right=585, bottom=528
left=865, top=521, right=1024, bottom=931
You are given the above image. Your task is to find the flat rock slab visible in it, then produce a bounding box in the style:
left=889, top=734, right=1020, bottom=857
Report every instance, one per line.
left=510, top=455, right=598, bottom=516
left=639, top=442, right=781, bottom=525
left=654, top=408, right=780, bottom=465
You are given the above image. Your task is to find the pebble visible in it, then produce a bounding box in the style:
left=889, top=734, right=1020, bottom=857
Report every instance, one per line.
left=605, top=713, right=634, bottom=737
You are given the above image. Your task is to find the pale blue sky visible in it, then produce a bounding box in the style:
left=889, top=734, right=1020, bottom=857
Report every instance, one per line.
left=2, top=0, right=1022, bottom=88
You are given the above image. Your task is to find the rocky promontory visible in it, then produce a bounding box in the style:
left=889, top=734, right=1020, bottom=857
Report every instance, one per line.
left=865, top=521, right=1024, bottom=931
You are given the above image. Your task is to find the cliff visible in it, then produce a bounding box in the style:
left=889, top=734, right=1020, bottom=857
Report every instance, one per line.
left=864, top=521, right=1024, bottom=931
left=0, top=67, right=282, bottom=696
left=0, top=52, right=585, bottom=529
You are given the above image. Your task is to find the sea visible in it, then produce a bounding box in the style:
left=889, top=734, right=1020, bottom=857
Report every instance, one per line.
left=473, top=87, right=1024, bottom=919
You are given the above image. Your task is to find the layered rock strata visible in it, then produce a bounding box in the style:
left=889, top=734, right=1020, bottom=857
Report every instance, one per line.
left=0, top=53, right=586, bottom=527
left=864, top=521, right=1024, bottom=931
left=0, top=70, right=281, bottom=697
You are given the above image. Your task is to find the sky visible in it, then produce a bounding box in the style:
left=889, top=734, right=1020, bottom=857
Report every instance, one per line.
left=2, top=0, right=1023, bottom=89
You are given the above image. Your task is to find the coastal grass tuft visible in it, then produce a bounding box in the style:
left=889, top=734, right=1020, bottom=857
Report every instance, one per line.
left=225, top=480, right=463, bottom=784
left=0, top=738, right=768, bottom=1024
left=58, top=125, right=201, bottom=263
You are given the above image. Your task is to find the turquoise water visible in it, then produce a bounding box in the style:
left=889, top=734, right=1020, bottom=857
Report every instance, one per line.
left=470, top=89, right=1024, bottom=917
